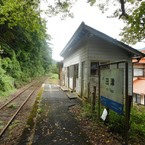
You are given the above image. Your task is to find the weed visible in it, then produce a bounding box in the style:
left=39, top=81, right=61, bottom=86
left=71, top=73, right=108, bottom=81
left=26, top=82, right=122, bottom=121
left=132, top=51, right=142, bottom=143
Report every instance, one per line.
left=37, top=108, right=42, bottom=114
left=129, top=104, right=145, bottom=142
left=81, top=102, right=92, bottom=118
left=8, top=104, right=17, bottom=109
left=9, top=120, right=20, bottom=130
left=82, top=102, right=145, bottom=143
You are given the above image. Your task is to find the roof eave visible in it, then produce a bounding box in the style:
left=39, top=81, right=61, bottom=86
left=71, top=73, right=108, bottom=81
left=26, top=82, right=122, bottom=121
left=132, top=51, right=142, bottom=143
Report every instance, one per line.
left=60, top=22, right=145, bottom=59
left=60, top=22, right=85, bottom=57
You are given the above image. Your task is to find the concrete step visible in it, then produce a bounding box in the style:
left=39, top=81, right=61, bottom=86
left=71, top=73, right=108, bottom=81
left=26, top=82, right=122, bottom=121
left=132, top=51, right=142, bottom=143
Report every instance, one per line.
left=60, top=86, right=69, bottom=92
left=66, top=92, right=78, bottom=99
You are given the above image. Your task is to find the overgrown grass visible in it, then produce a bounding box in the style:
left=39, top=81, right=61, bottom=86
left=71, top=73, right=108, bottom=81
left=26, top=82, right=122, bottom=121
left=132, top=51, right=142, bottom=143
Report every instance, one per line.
left=129, top=104, right=145, bottom=143
left=25, top=87, right=44, bottom=127
left=9, top=120, right=20, bottom=130
left=82, top=102, right=145, bottom=144
left=48, top=73, right=58, bottom=79
left=0, top=88, right=16, bottom=101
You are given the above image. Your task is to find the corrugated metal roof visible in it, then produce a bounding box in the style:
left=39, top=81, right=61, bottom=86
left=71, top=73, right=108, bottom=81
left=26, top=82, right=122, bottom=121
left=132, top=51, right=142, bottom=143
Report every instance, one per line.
left=133, top=78, right=145, bottom=94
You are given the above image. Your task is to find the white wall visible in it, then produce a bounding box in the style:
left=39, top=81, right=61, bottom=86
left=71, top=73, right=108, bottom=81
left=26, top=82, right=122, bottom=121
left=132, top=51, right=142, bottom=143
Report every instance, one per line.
left=62, top=36, right=134, bottom=98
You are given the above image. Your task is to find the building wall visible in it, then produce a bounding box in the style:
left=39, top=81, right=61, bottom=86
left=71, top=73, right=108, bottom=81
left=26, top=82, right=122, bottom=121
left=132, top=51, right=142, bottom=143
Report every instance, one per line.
left=62, top=37, right=133, bottom=98
left=63, top=45, right=89, bottom=97
left=133, top=59, right=145, bottom=105
left=87, top=38, right=133, bottom=97
left=133, top=63, right=145, bottom=77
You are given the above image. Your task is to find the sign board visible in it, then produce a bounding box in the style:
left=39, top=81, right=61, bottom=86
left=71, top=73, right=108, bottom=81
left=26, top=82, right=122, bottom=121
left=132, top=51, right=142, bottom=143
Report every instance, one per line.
left=100, top=68, right=124, bottom=114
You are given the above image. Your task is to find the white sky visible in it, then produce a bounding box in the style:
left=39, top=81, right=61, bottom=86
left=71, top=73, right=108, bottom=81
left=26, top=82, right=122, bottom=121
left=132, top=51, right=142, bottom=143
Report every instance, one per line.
left=41, top=1, right=145, bottom=61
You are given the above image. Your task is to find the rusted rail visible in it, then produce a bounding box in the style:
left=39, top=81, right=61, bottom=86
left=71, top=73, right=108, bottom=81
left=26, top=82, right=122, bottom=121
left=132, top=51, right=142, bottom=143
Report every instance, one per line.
left=0, top=82, right=36, bottom=110
left=0, top=78, right=45, bottom=138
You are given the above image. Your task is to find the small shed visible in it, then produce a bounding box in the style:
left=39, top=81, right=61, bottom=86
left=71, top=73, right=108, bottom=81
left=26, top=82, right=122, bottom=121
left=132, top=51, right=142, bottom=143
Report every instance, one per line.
left=60, top=22, right=145, bottom=99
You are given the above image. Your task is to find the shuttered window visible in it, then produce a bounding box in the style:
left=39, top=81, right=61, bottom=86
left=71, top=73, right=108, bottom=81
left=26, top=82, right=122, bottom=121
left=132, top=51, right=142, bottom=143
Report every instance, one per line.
left=90, top=62, right=98, bottom=75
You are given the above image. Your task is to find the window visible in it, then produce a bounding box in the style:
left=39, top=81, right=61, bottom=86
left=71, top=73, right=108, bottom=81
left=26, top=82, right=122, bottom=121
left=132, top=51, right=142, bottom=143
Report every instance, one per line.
left=137, top=94, right=141, bottom=104
left=90, top=62, right=98, bottom=75
left=134, top=68, right=143, bottom=76
left=133, top=93, right=141, bottom=104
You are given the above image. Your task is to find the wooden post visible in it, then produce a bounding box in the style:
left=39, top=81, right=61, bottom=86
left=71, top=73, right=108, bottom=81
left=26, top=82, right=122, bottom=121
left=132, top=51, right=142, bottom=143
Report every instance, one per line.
left=88, top=82, right=90, bottom=100
left=92, top=86, right=96, bottom=113
left=58, top=61, right=63, bottom=86
left=125, top=61, right=129, bottom=145
left=98, top=65, right=101, bottom=119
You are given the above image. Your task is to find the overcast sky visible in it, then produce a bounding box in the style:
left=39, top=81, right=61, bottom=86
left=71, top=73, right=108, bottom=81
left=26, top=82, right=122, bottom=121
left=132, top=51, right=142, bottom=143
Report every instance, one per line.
left=41, top=1, right=145, bottom=61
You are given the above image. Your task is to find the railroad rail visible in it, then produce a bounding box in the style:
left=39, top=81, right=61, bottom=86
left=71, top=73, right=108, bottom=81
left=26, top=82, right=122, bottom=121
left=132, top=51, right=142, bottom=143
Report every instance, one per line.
left=0, top=78, right=45, bottom=138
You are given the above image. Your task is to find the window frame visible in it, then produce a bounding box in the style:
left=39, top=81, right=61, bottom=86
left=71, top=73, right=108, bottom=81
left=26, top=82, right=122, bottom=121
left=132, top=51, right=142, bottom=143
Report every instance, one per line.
left=133, top=68, right=144, bottom=77
left=90, top=62, right=99, bottom=76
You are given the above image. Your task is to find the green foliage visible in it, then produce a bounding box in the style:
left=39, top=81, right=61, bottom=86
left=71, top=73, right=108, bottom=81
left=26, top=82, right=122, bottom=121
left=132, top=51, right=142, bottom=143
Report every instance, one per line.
left=45, top=0, right=145, bottom=44
left=99, top=105, right=145, bottom=142
left=37, top=108, right=43, bottom=114
left=49, top=63, right=59, bottom=74
left=120, top=1, right=145, bottom=44
left=107, top=110, right=125, bottom=135
left=0, top=0, right=52, bottom=95
left=129, top=105, right=145, bottom=141
left=0, top=57, right=14, bottom=95
left=9, top=120, right=20, bottom=130
left=49, top=73, right=58, bottom=79
left=82, top=102, right=145, bottom=143
left=46, top=0, right=75, bottom=19
left=8, top=103, right=17, bottom=109
left=82, top=102, right=92, bottom=118
left=0, top=0, right=46, bottom=38
left=88, top=0, right=145, bottom=44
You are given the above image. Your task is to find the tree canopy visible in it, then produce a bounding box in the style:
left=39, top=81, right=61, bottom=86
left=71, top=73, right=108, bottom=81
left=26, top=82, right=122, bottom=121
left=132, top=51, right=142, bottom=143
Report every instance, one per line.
left=90, top=0, right=145, bottom=44
left=0, top=0, right=52, bottom=95
left=45, top=0, right=145, bottom=45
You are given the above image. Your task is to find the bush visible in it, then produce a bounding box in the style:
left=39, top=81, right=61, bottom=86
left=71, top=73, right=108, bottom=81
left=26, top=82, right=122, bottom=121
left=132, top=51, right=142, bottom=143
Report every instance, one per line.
left=0, top=62, right=14, bottom=96
left=49, top=64, right=58, bottom=74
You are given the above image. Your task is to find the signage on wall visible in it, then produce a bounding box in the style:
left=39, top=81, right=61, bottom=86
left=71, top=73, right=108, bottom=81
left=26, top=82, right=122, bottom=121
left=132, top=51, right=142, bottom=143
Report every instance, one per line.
left=100, top=68, right=124, bottom=114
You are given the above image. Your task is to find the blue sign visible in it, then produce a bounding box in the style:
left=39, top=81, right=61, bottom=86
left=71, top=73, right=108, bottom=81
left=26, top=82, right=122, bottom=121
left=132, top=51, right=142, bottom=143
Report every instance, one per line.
left=100, top=69, right=124, bottom=114
left=100, top=96, right=124, bottom=114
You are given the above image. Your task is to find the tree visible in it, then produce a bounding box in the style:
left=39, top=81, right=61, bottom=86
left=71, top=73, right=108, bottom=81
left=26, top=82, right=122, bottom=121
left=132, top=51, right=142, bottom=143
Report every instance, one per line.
left=89, top=0, right=145, bottom=44
left=0, top=0, right=52, bottom=91
left=0, top=0, right=46, bottom=38
left=44, top=0, right=145, bottom=44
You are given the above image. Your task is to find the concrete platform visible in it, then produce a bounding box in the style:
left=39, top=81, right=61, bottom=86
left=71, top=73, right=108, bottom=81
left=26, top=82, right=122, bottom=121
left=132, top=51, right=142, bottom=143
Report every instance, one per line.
left=66, top=92, right=78, bottom=99
left=18, top=84, right=91, bottom=145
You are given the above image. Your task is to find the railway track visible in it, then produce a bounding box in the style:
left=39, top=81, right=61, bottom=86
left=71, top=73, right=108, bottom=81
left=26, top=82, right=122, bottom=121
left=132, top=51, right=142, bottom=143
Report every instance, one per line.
left=0, top=78, right=45, bottom=138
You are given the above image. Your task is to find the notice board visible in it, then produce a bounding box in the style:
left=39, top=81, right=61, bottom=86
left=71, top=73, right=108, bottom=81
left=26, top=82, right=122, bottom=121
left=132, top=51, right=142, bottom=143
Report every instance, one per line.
left=100, top=68, right=124, bottom=114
